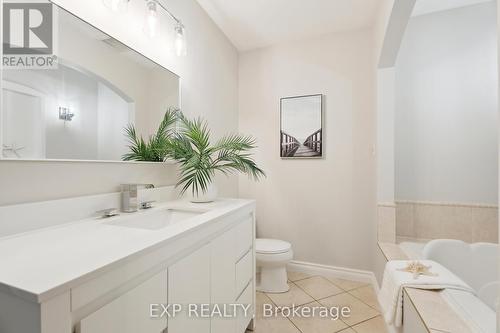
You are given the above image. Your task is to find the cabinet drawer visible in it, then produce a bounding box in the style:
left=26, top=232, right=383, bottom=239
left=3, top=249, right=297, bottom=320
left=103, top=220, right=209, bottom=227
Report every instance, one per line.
left=235, top=249, right=253, bottom=297
left=235, top=217, right=253, bottom=260
left=235, top=281, right=253, bottom=333
left=77, top=270, right=167, bottom=333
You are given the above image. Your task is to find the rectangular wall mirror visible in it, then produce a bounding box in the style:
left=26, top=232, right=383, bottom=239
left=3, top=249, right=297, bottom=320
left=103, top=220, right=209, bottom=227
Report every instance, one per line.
left=1, top=5, right=180, bottom=162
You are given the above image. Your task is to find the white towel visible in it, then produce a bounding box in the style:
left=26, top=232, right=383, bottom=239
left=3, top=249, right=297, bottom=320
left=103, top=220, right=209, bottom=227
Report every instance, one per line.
left=377, top=260, right=474, bottom=327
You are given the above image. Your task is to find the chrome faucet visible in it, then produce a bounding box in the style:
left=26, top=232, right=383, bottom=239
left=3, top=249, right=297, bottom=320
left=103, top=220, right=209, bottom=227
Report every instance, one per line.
left=121, top=184, right=154, bottom=213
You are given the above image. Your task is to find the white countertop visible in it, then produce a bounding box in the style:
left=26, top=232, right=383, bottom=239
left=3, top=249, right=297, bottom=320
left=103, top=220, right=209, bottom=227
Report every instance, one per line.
left=0, top=198, right=255, bottom=303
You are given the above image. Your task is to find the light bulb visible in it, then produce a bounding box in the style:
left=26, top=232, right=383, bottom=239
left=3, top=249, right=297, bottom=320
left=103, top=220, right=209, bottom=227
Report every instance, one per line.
left=103, top=0, right=129, bottom=12
left=144, top=0, right=159, bottom=38
left=174, top=22, right=187, bottom=56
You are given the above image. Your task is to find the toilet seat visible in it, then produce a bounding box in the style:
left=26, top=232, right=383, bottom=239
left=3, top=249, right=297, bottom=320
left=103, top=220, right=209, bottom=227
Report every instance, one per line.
left=256, top=239, right=291, bottom=254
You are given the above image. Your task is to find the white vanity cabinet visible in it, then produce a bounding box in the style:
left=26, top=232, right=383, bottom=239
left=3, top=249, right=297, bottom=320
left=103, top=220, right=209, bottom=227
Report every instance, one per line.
left=210, top=225, right=238, bottom=333
left=168, top=244, right=211, bottom=333
left=0, top=200, right=256, bottom=333
left=78, top=270, right=168, bottom=333
left=168, top=217, right=255, bottom=333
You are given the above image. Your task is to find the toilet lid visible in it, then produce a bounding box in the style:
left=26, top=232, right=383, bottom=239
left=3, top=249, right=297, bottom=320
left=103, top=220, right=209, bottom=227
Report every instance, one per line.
left=256, top=239, right=291, bottom=254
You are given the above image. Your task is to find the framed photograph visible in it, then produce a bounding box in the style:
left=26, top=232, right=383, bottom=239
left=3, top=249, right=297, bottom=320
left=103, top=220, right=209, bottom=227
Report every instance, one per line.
left=280, top=94, right=323, bottom=158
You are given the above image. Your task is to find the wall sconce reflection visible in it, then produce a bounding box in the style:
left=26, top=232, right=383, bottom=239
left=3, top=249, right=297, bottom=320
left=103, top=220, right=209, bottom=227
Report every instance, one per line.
left=59, top=107, right=75, bottom=122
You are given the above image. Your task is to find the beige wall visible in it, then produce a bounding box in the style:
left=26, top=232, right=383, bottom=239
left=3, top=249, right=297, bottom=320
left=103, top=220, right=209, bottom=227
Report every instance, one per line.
left=238, top=30, right=378, bottom=271
left=0, top=0, right=239, bottom=205
left=497, top=0, right=500, bottom=326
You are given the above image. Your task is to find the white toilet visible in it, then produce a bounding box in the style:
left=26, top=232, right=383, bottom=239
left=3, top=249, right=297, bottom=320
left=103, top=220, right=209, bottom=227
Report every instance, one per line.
left=256, top=239, right=293, bottom=293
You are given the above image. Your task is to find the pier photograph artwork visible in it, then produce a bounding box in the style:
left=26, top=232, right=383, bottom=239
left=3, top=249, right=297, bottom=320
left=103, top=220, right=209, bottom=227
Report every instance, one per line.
left=280, top=94, right=323, bottom=158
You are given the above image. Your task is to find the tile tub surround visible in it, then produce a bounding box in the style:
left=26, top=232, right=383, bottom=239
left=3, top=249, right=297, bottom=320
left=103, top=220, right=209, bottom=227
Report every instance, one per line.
left=377, top=242, right=409, bottom=261
left=395, top=201, right=498, bottom=243
left=377, top=203, right=396, bottom=243
left=247, top=271, right=388, bottom=333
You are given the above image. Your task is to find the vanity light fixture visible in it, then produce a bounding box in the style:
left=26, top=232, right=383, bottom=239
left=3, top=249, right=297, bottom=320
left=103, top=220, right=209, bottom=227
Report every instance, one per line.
left=103, top=0, right=187, bottom=56
left=144, top=0, right=159, bottom=38
left=144, top=0, right=187, bottom=56
left=102, top=0, right=130, bottom=12
left=174, top=21, right=187, bottom=56
left=59, top=107, right=75, bottom=122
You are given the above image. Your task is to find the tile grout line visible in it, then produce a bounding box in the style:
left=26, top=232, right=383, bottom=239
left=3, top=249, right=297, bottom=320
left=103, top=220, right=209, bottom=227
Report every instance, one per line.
left=258, top=291, right=305, bottom=333
left=293, top=277, right=343, bottom=302
left=346, top=313, right=382, bottom=329
left=294, top=275, right=376, bottom=310
left=288, top=273, right=320, bottom=283
left=287, top=276, right=380, bottom=331
left=347, top=287, right=382, bottom=313
left=286, top=316, right=305, bottom=333
left=289, top=276, right=381, bottom=320
left=263, top=282, right=320, bottom=333
left=266, top=278, right=347, bottom=333
left=347, top=315, right=386, bottom=332
left=295, top=277, right=383, bottom=329
left=262, top=273, right=385, bottom=332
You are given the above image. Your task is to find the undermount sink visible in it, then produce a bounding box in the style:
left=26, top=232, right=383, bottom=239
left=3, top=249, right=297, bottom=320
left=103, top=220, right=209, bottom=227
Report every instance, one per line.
left=105, top=209, right=204, bottom=230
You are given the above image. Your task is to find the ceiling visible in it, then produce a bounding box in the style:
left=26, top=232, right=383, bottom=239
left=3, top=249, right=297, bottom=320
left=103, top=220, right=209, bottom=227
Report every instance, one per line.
left=196, top=0, right=381, bottom=52
left=412, top=0, right=493, bottom=16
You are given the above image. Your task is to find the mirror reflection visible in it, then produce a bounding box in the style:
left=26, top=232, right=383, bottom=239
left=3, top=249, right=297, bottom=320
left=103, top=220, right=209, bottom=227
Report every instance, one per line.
left=1, top=6, right=180, bottom=161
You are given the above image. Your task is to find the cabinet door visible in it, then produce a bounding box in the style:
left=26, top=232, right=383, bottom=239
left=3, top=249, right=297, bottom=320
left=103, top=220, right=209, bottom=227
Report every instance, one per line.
left=211, top=228, right=237, bottom=333
left=234, top=217, right=254, bottom=261
left=236, top=283, right=253, bottom=333
left=78, top=270, right=167, bottom=333
left=168, top=244, right=211, bottom=333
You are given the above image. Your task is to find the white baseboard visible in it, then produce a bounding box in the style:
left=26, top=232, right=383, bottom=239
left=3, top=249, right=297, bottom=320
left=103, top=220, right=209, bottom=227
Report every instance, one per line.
left=287, top=260, right=400, bottom=331
left=287, top=260, right=379, bottom=293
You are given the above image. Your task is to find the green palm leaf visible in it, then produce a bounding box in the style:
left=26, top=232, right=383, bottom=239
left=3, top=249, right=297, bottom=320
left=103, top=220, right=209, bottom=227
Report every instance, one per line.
left=171, top=114, right=265, bottom=195
left=124, top=109, right=266, bottom=196
left=122, top=107, right=179, bottom=162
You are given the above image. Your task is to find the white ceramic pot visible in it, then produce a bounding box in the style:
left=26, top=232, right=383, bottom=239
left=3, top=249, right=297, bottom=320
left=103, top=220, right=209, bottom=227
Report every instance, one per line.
left=189, top=183, right=218, bottom=203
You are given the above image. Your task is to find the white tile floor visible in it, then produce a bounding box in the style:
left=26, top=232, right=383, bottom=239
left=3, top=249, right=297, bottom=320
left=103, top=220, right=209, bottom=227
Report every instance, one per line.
left=248, top=271, right=388, bottom=333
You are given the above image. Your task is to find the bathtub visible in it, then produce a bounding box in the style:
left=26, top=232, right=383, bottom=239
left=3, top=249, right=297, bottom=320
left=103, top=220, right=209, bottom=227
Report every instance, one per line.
left=400, top=239, right=498, bottom=333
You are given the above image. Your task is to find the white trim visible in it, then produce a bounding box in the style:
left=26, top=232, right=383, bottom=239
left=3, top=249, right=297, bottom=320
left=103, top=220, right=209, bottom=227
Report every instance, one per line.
left=378, top=202, right=396, bottom=208
left=395, top=200, right=498, bottom=208
left=0, top=158, right=176, bottom=165
left=287, top=260, right=380, bottom=291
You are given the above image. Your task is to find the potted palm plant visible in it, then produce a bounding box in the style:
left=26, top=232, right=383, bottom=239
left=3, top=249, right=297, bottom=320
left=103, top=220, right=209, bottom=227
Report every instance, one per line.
left=168, top=113, right=265, bottom=202
left=123, top=109, right=265, bottom=202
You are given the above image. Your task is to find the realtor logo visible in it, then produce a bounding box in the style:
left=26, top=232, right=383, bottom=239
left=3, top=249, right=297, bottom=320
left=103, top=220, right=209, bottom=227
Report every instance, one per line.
left=2, top=1, right=57, bottom=69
